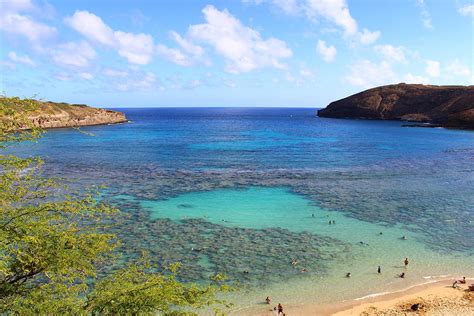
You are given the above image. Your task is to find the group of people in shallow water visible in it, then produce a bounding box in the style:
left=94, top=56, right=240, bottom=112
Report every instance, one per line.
left=265, top=298, right=284, bottom=316
left=268, top=257, right=412, bottom=312
left=346, top=257, right=409, bottom=279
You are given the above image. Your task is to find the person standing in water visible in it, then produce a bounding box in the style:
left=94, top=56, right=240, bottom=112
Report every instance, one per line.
left=378, top=266, right=381, bottom=274
left=404, top=257, right=409, bottom=268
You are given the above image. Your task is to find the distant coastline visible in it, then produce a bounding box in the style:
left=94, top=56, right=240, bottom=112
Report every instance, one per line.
left=318, top=83, right=474, bottom=129
left=1, top=98, right=128, bottom=129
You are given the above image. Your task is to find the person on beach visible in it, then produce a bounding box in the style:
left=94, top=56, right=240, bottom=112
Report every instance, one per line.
left=459, top=276, right=466, bottom=284
left=404, top=257, right=409, bottom=267
left=265, top=296, right=271, bottom=304
left=378, top=266, right=381, bottom=274
left=277, top=303, right=283, bottom=315
left=399, top=272, right=405, bottom=278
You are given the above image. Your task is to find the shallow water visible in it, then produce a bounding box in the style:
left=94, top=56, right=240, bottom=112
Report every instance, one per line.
left=7, top=107, right=474, bottom=312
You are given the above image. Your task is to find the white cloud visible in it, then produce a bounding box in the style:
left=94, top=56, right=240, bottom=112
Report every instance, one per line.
left=446, top=59, right=471, bottom=77
left=188, top=5, right=292, bottom=74
left=156, top=44, right=193, bottom=66
left=155, top=31, right=207, bottom=67
left=104, top=68, right=129, bottom=77
left=65, top=10, right=154, bottom=64
left=245, top=0, right=379, bottom=43
left=357, top=28, right=380, bottom=45
left=344, top=59, right=396, bottom=87
left=374, top=45, right=406, bottom=63
left=64, top=10, right=114, bottom=45
left=316, top=40, right=336, bottom=62
left=8, top=51, right=35, bottom=66
left=79, top=72, right=94, bottom=80
left=170, top=31, right=205, bottom=58
left=114, top=31, right=154, bottom=65
left=2, top=0, right=35, bottom=12
left=458, top=4, right=474, bottom=17
left=52, top=41, right=96, bottom=68
left=425, top=60, right=440, bottom=77
left=0, top=13, right=57, bottom=43
left=305, top=0, right=357, bottom=35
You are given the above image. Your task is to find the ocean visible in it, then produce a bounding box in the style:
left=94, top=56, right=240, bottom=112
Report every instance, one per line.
left=10, top=107, right=474, bottom=313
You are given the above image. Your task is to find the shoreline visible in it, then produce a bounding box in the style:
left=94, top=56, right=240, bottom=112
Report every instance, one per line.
left=253, top=278, right=473, bottom=315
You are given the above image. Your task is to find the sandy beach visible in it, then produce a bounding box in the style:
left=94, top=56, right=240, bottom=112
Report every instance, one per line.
left=255, top=279, right=474, bottom=315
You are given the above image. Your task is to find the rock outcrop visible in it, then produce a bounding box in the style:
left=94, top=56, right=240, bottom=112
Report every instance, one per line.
left=6, top=99, right=128, bottom=129
left=317, top=84, right=474, bottom=129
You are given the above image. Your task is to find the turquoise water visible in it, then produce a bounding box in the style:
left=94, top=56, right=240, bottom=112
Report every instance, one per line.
left=7, top=108, right=474, bottom=312
left=139, top=186, right=472, bottom=312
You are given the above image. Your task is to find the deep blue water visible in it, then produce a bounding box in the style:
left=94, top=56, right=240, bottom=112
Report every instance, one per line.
left=10, top=108, right=474, bottom=257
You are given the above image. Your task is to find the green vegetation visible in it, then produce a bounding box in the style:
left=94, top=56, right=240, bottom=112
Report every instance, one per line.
left=0, top=96, right=231, bottom=315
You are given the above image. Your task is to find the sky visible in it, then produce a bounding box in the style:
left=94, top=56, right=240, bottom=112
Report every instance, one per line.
left=0, top=0, right=473, bottom=108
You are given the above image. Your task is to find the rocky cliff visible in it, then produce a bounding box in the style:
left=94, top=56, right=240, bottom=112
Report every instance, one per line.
left=1, top=99, right=128, bottom=129
left=317, top=84, right=474, bottom=129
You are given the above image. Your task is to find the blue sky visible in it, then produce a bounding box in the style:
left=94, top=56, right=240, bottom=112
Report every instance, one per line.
left=0, top=0, right=473, bottom=108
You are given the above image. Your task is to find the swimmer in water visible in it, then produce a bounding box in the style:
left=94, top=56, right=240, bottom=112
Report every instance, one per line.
left=378, top=266, right=381, bottom=274
left=404, top=257, right=409, bottom=267
left=399, top=272, right=405, bottom=278
left=346, top=272, right=351, bottom=278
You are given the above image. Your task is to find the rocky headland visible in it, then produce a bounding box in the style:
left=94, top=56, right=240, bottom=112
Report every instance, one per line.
left=318, top=84, right=474, bottom=129
left=1, top=98, right=127, bottom=129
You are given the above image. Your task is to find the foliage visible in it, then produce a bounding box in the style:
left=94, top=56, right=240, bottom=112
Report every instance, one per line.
left=0, top=96, right=230, bottom=315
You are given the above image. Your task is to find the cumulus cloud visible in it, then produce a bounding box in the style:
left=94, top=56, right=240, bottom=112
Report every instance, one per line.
left=459, top=4, right=474, bottom=17
left=52, top=41, right=96, bottom=68
left=374, top=45, right=407, bottom=63
left=188, top=5, right=292, bottom=74
left=357, top=28, right=380, bottom=45
left=0, top=10, right=57, bottom=43
left=344, top=60, right=396, bottom=87
left=8, top=51, right=35, bottom=66
left=170, top=31, right=205, bottom=59
left=305, top=0, right=357, bottom=35
left=156, top=44, right=193, bottom=66
left=65, top=10, right=154, bottom=64
left=245, top=0, right=380, bottom=44
left=316, top=40, right=336, bottom=62
left=425, top=60, right=440, bottom=77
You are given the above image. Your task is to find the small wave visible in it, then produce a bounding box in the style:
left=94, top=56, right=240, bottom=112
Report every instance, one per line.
left=423, top=274, right=451, bottom=279
left=354, top=292, right=391, bottom=301
left=352, top=279, right=449, bottom=302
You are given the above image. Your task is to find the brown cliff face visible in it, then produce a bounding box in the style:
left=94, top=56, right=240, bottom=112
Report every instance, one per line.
left=317, top=84, right=474, bottom=129
left=10, top=100, right=128, bottom=129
